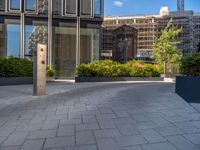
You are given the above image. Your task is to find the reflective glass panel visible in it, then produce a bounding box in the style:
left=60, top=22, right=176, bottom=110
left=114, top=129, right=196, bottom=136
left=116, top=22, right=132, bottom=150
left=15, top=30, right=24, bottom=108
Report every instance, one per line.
left=25, top=25, right=48, bottom=60
left=10, top=0, right=20, bottom=10
left=52, top=26, right=76, bottom=77
left=94, top=0, right=101, bottom=16
left=0, top=0, right=5, bottom=10
left=65, top=0, right=77, bottom=15
left=38, top=0, right=48, bottom=13
left=81, top=0, right=92, bottom=16
left=0, top=24, right=6, bottom=56
left=53, top=0, right=62, bottom=15
left=25, top=0, right=36, bottom=11
left=80, top=27, right=100, bottom=64
left=7, top=24, right=20, bottom=57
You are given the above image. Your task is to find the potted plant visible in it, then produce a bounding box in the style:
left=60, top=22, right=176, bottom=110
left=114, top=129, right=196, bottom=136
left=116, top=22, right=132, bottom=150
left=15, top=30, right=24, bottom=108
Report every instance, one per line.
left=175, top=54, right=200, bottom=103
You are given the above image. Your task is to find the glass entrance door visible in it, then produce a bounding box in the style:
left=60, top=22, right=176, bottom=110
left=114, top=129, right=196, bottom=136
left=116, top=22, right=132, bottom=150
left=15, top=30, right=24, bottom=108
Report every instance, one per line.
left=52, top=26, right=77, bottom=77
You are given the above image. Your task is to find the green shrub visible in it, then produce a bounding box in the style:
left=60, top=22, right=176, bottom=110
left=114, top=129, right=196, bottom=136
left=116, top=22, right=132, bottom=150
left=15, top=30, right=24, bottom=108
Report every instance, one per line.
left=0, top=57, right=33, bottom=77
left=76, top=60, right=161, bottom=77
left=0, top=57, right=56, bottom=78
left=46, top=66, right=55, bottom=77
left=180, top=54, right=200, bottom=76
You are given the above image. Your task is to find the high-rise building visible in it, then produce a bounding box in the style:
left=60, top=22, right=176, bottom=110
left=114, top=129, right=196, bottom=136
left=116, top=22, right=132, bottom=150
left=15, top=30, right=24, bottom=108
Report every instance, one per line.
left=177, top=0, right=184, bottom=12
left=103, top=7, right=200, bottom=60
left=0, top=0, right=104, bottom=77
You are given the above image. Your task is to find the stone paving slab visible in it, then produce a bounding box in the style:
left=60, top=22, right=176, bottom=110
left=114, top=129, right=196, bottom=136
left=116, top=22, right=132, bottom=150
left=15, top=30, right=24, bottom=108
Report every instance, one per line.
left=0, top=82, right=200, bottom=150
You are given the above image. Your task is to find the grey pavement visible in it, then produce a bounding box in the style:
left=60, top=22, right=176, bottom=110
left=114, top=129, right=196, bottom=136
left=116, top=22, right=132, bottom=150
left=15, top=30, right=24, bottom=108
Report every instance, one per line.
left=0, top=82, right=200, bottom=150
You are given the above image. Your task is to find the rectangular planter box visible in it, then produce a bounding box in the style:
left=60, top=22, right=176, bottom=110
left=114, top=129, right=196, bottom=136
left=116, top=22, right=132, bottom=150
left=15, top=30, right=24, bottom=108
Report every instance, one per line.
left=0, top=77, right=33, bottom=86
left=75, top=77, right=164, bottom=83
left=176, top=76, right=200, bottom=103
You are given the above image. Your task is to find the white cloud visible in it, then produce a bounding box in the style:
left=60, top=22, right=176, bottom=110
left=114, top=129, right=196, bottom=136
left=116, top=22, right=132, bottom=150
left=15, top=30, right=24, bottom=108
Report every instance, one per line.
left=113, top=1, right=124, bottom=7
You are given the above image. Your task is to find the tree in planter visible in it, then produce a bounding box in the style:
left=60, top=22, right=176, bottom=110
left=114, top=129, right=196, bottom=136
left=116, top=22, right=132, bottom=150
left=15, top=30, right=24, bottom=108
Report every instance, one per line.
left=152, top=20, right=182, bottom=78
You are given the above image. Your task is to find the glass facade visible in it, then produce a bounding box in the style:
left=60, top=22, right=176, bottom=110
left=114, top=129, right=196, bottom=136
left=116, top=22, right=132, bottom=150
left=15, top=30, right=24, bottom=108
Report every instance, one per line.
left=0, top=0, right=5, bottom=10
left=0, top=0, right=103, bottom=77
left=10, top=0, right=20, bottom=10
left=94, top=0, right=101, bottom=16
left=25, top=0, right=36, bottom=11
left=25, top=24, right=48, bottom=60
left=80, top=26, right=100, bottom=64
left=38, top=0, right=48, bottom=13
left=65, top=0, right=77, bottom=15
left=81, top=0, right=93, bottom=17
left=0, top=23, right=20, bottom=57
left=52, top=25, right=77, bottom=77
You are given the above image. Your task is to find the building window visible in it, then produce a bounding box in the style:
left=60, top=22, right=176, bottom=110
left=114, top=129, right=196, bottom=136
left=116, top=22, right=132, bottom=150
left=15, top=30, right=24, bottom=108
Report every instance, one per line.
left=64, top=0, right=77, bottom=16
left=0, top=0, right=5, bottom=10
left=80, top=0, right=93, bottom=17
left=38, top=0, right=48, bottom=13
left=94, top=0, right=101, bottom=16
left=25, top=0, right=36, bottom=12
left=9, top=0, right=21, bottom=11
left=25, top=24, right=48, bottom=60
left=52, top=25, right=77, bottom=77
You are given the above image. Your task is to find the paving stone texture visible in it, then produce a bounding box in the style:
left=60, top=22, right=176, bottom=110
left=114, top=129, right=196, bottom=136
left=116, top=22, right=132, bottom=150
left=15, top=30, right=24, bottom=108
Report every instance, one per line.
left=0, top=82, right=200, bottom=150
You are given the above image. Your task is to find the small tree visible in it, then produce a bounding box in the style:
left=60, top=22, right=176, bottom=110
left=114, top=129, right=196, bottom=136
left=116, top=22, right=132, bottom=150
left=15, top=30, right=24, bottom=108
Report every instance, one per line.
left=152, top=20, right=182, bottom=77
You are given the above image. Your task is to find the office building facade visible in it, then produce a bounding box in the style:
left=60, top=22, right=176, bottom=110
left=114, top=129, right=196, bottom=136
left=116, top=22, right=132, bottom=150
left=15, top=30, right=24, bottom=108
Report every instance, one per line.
left=0, top=0, right=104, bottom=77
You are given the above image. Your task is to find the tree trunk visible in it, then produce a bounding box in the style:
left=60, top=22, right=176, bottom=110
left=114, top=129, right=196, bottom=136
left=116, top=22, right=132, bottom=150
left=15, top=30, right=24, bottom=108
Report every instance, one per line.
left=164, top=61, right=167, bottom=78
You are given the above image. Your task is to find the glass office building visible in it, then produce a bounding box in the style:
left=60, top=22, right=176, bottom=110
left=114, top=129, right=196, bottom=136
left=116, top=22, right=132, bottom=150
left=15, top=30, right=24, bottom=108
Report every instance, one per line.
left=0, top=0, right=104, bottom=77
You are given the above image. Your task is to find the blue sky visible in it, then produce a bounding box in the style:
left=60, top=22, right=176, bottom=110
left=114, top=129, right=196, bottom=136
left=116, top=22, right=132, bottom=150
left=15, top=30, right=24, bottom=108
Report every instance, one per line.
left=104, top=0, right=200, bottom=16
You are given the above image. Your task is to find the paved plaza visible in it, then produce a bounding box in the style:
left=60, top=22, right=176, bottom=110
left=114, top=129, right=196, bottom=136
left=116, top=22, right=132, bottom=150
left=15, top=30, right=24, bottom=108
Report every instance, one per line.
left=0, top=82, right=200, bottom=150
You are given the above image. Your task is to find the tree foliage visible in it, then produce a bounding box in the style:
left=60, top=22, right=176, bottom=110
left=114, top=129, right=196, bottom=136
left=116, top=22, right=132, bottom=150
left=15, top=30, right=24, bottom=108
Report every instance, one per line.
left=152, top=20, right=182, bottom=64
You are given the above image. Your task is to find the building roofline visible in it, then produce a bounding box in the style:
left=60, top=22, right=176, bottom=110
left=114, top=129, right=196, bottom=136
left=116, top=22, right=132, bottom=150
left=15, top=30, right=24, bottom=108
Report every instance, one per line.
left=104, top=11, right=200, bottom=21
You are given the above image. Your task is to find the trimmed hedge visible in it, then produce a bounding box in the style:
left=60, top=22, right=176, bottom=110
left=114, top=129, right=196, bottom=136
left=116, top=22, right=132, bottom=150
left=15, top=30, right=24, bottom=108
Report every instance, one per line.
left=180, top=54, right=200, bottom=76
left=76, top=60, right=161, bottom=77
left=0, top=57, right=33, bottom=77
left=0, top=57, right=55, bottom=78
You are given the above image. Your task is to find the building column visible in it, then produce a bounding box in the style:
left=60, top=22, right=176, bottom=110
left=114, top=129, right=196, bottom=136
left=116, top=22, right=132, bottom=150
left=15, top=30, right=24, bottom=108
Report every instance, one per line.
left=20, top=12, right=25, bottom=58
left=76, top=14, right=81, bottom=66
left=48, top=0, right=52, bottom=68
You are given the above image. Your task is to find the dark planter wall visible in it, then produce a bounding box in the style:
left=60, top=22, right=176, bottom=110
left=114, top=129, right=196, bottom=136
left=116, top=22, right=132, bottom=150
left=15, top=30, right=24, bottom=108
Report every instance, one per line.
left=176, top=76, right=200, bottom=103
left=75, top=77, right=164, bottom=82
left=0, top=77, right=33, bottom=86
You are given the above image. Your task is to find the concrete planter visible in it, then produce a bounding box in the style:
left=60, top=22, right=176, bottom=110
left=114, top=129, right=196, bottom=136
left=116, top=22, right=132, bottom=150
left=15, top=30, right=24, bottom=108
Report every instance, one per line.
left=0, top=77, right=33, bottom=86
left=46, top=77, right=55, bottom=82
left=75, top=77, right=164, bottom=83
left=176, top=76, right=200, bottom=103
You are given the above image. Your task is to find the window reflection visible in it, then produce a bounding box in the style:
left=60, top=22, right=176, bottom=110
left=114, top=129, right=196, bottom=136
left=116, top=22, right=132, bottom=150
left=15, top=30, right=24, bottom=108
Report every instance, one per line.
left=25, top=0, right=36, bottom=11
left=65, top=0, right=77, bottom=15
left=25, top=25, right=48, bottom=60
left=10, top=0, right=20, bottom=10
left=0, top=24, right=6, bottom=56
left=81, top=0, right=92, bottom=16
left=52, top=26, right=76, bottom=77
left=0, top=0, right=5, bottom=10
left=38, top=0, right=48, bottom=13
left=7, top=24, right=20, bottom=57
left=94, top=0, right=101, bottom=16
left=80, top=27, right=100, bottom=64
